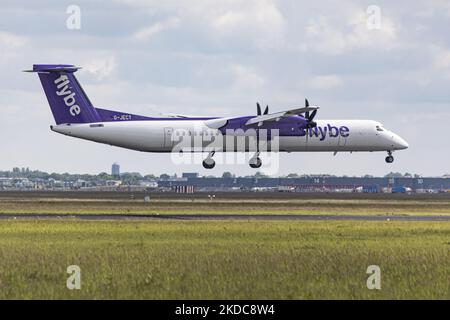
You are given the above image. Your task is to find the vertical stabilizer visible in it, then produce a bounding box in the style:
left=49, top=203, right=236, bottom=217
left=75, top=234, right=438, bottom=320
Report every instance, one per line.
left=26, top=64, right=101, bottom=124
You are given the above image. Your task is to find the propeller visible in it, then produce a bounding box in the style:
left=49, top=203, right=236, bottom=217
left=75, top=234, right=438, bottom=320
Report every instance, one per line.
left=303, top=98, right=319, bottom=146
left=255, top=102, right=269, bottom=152
left=256, top=103, right=269, bottom=115
left=304, top=98, right=317, bottom=129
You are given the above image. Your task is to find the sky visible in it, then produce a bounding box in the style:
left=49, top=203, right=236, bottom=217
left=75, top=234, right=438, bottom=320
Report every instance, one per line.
left=0, top=0, right=449, bottom=177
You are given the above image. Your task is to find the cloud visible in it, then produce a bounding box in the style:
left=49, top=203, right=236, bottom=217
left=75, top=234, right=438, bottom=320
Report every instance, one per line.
left=231, top=64, right=265, bottom=91
left=121, top=0, right=286, bottom=50
left=210, top=0, right=286, bottom=49
left=434, top=50, right=450, bottom=68
left=302, top=9, right=397, bottom=55
left=346, top=9, right=397, bottom=48
left=0, top=32, right=27, bottom=48
left=307, top=75, right=343, bottom=90
left=83, top=56, right=117, bottom=80
left=0, top=32, right=27, bottom=63
left=132, top=17, right=180, bottom=41
left=303, top=16, right=347, bottom=55
left=432, top=49, right=450, bottom=79
left=0, top=0, right=449, bottom=176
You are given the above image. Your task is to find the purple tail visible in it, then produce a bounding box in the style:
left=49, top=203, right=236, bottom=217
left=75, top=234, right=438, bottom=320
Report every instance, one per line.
left=27, top=64, right=101, bottom=124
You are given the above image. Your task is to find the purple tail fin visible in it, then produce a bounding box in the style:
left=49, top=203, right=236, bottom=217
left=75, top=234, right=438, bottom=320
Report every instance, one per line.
left=27, top=64, right=101, bottom=124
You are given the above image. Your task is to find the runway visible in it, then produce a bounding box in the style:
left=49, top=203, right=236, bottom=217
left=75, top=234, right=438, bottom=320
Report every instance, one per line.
left=0, top=213, right=448, bottom=221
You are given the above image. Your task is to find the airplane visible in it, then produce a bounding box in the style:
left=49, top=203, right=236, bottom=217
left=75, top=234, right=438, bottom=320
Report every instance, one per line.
left=25, top=64, right=409, bottom=169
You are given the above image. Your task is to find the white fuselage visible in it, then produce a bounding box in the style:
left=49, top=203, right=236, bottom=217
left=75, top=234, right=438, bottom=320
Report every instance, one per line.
left=50, top=119, right=409, bottom=153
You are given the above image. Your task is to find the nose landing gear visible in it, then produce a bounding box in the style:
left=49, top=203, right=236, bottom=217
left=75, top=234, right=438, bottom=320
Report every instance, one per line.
left=385, top=151, right=394, bottom=163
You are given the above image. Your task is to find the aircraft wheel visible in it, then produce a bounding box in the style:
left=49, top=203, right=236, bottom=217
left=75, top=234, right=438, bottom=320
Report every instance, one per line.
left=385, top=155, right=394, bottom=163
left=202, top=159, right=215, bottom=169
left=249, top=157, right=262, bottom=169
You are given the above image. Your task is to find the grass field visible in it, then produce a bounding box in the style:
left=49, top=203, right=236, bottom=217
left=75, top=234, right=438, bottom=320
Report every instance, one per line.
left=0, top=192, right=449, bottom=216
left=0, top=220, right=448, bottom=299
left=0, top=192, right=448, bottom=299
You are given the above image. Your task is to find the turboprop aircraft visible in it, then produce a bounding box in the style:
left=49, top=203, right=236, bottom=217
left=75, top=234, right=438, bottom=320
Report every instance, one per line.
left=26, top=64, right=408, bottom=169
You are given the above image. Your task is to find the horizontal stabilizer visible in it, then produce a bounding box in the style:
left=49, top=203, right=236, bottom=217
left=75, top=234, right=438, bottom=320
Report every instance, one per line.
left=23, top=64, right=82, bottom=73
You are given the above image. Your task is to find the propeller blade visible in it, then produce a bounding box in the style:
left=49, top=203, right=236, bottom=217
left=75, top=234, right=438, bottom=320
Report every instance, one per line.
left=309, top=109, right=317, bottom=121
left=257, top=102, right=261, bottom=116
left=305, top=99, right=310, bottom=119
left=264, top=105, right=269, bottom=115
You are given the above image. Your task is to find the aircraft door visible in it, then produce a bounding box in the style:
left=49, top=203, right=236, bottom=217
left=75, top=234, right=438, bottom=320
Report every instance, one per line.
left=163, top=127, right=174, bottom=150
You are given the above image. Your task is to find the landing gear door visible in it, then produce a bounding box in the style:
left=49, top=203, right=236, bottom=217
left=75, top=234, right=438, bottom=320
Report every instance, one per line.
left=163, top=127, right=174, bottom=150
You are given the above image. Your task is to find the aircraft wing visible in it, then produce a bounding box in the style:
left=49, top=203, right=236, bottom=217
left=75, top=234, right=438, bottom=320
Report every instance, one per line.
left=204, top=106, right=319, bottom=129
left=245, top=106, right=319, bottom=126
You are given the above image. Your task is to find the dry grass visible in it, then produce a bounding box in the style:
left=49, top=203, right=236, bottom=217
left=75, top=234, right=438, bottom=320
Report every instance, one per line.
left=0, top=197, right=449, bottom=216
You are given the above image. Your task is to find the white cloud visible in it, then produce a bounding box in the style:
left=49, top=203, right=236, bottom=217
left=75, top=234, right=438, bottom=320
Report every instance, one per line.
left=0, top=32, right=27, bottom=63
left=231, top=64, right=265, bottom=91
left=303, top=16, right=347, bottom=55
left=432, top=50, right=450, bottom=79
left=83, top=56, right=117, bottom=80
left=307, top=75, right=343, bottom=90
left=213, top=1, right=285, bottom=49
left=0, top=32, right=27, bottom=48
left=346, top=10, right=397, bottom=48
left=210, top=0, right=285, bottom=48
left=434, top=50, right=450, bottom=68
left=1, top=0, right=449, bottom=176
left=302, top=9, right=397, bottom=55
left=132, top=17, right=180, bottom=41
left=123, top=0, right=285, bottom=50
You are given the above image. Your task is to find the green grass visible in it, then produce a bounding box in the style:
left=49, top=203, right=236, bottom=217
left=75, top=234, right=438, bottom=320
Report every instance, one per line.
left=0, top=198, right=449, bottom=215
left=0, top=220, right=448, bottom=299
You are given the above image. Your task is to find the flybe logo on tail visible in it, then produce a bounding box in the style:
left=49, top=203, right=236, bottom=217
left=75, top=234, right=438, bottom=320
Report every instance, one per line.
left=54, top=75, right=81, bottom=116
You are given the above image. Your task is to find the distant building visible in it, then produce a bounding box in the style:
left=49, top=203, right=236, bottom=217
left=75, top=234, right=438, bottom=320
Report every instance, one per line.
left=111, top=163, right=120, bottom=176
left=172, top=185, right=195, bottom=193
left=158, top=176, right=450, bottom=193
left=182, top=172, right=199, bottom=178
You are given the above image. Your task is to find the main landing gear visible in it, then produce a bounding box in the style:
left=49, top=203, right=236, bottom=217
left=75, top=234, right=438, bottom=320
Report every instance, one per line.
left=202, top=151, right=216, bottom=169
left=385, top=151, right=394, bottom=163
left=202, top=151, right=264, bottom=169
left=249, top=153, right=262, bottom=169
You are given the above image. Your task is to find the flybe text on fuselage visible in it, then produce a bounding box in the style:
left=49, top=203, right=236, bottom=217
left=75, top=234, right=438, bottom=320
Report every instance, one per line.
left=54, top=74, right=81, bottom=116
left=300, top=124, right=350, bottom=141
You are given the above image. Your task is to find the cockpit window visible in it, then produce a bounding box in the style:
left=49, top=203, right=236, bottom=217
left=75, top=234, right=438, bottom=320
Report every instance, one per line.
left=376, top=125, right=384, bottom=132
